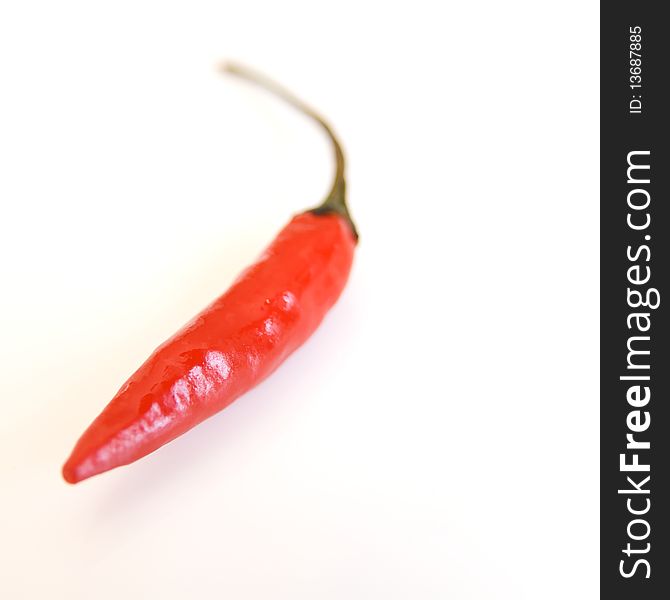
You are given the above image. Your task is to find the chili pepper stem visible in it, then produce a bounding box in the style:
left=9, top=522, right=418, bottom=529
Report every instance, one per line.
left=220, top=61, right=358, bottom=240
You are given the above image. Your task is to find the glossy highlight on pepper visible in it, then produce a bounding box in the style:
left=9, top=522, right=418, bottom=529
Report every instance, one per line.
left=62, top=63, right=357, bottom=484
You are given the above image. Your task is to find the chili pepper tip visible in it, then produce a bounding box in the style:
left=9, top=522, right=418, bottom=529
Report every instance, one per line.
left=61, top=461, right=79, bottom=484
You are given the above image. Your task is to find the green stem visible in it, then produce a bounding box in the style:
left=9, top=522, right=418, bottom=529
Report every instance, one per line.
left=221, top=62, right=358, bottom=240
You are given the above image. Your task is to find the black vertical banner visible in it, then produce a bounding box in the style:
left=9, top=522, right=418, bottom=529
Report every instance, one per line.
left=601, top=3, right=670, bottom=597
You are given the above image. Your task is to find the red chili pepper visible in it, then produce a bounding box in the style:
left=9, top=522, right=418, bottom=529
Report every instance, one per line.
left=62, top=63, right=357, bottom=484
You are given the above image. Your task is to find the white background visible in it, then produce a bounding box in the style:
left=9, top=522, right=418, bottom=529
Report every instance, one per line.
left=0, top=1, right=599, bottom=598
